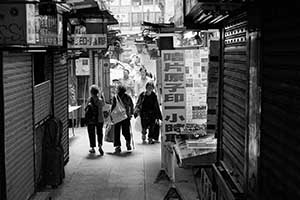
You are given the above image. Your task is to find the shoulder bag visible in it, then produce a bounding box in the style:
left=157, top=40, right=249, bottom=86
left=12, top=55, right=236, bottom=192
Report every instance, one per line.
left=110, top=95, right=128, bottom=124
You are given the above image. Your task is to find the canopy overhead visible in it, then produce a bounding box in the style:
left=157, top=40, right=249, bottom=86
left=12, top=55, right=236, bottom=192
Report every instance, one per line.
left=68, top=0, right=118, bottom=25
left=184, top=1, right=247, bottom=29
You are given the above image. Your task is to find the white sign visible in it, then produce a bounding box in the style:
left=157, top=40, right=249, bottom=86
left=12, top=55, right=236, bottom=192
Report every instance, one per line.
left=26, top=4, right=36, bottom=44
left=69, top=34, right=107, bottom=49
left=161, top=50, right=186, bottom=135
left=75, top=58, right=90, bottom=76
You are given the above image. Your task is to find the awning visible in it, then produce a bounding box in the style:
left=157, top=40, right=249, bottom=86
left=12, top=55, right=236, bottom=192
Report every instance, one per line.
left=184, top=2, right=245, bottom=29
left=67, top=1, right=118, bottom=25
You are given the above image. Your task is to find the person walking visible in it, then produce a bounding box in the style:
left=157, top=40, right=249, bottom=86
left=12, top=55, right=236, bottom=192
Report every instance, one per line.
left=134, top=67, right=151, bottom=102
left=111, top=85, right=134, bottom=153
left=119, top=69, right=134, bottom=98
left=134, top=82, right=162, bottom=144
left=85, top=85, right=105, bottom=155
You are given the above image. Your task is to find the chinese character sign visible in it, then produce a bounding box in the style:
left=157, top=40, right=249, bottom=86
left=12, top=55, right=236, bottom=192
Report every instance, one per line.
left=161, top=50, right=186, bottom=134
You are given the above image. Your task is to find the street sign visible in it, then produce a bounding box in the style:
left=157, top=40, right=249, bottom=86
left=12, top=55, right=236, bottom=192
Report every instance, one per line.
left=69, top=34, right=107, bottom=49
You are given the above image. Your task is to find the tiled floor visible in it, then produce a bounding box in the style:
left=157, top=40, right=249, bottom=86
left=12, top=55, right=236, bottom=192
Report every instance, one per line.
left=47, top=119, right=198, bottom=200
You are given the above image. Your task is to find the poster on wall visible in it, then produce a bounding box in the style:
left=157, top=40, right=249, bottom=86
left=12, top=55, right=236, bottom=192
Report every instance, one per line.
left=161, top=50, right=186, bottom=135
left=184, top=48, right=208, bottom=124
left=75, top=58, right=90, bottom=76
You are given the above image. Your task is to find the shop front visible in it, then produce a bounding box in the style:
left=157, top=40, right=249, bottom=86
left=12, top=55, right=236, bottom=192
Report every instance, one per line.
left=0, top=1, right=70, bottom=199
left=144, top=20, right=219, bottom=199
left=66, top=3, right=118, bottom=125
left=183, top=1, right=300, bottom=200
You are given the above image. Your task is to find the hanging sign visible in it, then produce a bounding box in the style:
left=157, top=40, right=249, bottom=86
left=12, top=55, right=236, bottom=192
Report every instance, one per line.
left=0, top=3, right=37, bottom=45
left=38, top=14, right=63, bottom=46
left=161, top=50, right=186, bottom=135
left=69, top=34, right=107, bottom=49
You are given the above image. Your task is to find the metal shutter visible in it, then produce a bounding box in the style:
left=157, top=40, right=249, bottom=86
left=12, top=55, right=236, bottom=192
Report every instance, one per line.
left=34, top=53, right=53, bottom=186
left=221, top=13, right=248, bottom=191
left=34, top=80, right=51, bottom=124
left=53, top=51, right=69, bottom=164
left=207, top=40, right=220, bottom=136
left=260, top=7, right=300, bottom=200
left=3, top=52, right=34, bottom=200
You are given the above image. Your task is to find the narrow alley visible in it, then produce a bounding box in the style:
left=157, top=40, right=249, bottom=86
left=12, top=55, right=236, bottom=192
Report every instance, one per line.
left=47, top=125, right=198, bottom=200
left=1, top=1, right=300, bottom=200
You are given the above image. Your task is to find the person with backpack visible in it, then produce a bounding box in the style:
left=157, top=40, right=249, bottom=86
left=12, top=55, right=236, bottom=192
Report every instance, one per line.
left=134, top=82, right=162, bottom=144
left=85, top=85, right=105, bottom=155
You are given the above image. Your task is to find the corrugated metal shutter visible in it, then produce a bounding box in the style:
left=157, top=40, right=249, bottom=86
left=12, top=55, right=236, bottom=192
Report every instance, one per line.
left=260, top=7, right=300, bottom=200
left=221, top=14, right=248, bottom=191
left=34, top=53, right=53, bottom=186
left=34, top=125, right=44, bottom=185
left=53, top=51, right=69, bottom=163
left=3, top=52, right=34, bottom=200
left=34, top=81, right=51, bottom=124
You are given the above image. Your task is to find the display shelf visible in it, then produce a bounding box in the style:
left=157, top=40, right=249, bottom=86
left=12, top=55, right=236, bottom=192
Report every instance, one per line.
left=173, top=134, right=217, bottom=168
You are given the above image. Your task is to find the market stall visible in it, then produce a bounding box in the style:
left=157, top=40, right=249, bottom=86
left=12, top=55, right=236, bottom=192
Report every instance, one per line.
left=158, top=46, right=218, bottom=199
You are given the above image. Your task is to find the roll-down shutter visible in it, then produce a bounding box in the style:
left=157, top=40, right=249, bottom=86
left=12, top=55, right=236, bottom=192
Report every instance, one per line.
left=3, top=52, right=34, bottom=200
left=53, top=51, right=69, bottom=163
left=260, top=8, right=300, bottom=199
left=221, top=14, right=248, bottom=190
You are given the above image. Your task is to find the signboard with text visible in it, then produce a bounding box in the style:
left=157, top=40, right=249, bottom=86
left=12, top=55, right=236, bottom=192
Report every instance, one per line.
left=38, top=14, right=63, bottom=46
left=69, top=34, right=107, bottom=49
left=161, top=50, right=186, bottom=135
left=0, top=4, right=36, bottom=45
left=185, top=49, right=208, bottom=124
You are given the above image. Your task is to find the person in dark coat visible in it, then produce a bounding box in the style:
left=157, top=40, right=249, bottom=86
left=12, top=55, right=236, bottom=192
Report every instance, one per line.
left=111, top=85, right=134, bottom=153
left=134, top=82, right=162, bottom=144
left=85, top=85, right=105, bottom=155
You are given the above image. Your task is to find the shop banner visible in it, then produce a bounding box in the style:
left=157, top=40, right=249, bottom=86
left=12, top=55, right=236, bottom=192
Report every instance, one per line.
left=69, top=34, right=107, bottom=49
left=161, top=50, right=186, bottom=135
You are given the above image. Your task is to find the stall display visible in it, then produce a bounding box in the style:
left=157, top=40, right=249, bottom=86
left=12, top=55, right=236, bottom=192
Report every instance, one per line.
left=160, top=48, right=217, bottom=182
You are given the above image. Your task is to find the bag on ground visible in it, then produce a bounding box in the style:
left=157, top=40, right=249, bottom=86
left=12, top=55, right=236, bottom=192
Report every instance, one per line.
left=110, top=95, right=127, bottom=124
left=104, top=122, right=114, bottom=142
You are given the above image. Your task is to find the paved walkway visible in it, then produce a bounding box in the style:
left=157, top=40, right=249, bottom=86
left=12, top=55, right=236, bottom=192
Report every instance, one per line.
left=47, top=121, right=198, bottom=200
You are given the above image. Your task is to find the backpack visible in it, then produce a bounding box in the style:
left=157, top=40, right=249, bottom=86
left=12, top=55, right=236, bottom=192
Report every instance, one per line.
left=85, top=99, right=98, bottom=123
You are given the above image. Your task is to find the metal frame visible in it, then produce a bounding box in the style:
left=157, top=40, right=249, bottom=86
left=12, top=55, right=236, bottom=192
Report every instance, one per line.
left=0, top=51, right=7, bottom=200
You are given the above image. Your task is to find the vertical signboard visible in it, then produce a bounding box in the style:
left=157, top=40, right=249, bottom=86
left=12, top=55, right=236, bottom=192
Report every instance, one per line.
left=161, top=50, right=186, bottom=135
left=26, top=3, right=36, bottom=44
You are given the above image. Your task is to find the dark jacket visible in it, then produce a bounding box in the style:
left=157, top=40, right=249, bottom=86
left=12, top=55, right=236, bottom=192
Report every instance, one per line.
left=111, top=93, right=134, bottom=118
left=134, top=91, right=162, bottom=120
left=85, top=96, right=105, bottom=124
